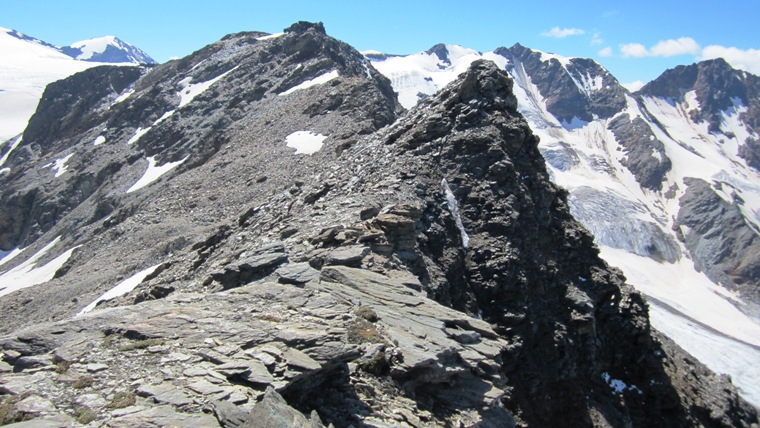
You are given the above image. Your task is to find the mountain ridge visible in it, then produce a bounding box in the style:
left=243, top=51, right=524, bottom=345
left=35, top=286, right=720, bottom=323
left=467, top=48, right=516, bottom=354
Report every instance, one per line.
left=0, top=22, right=758, bottom=426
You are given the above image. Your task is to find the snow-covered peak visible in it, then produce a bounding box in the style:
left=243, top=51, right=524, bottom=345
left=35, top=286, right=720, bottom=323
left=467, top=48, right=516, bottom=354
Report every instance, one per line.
left=70, top=35, right=119, bottom=59
left=61, top=36, right=155, bottom=64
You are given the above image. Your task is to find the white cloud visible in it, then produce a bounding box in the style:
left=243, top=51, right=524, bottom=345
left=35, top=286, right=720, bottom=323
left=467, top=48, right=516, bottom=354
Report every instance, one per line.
left=621, top=37, right=701, bottom=58
left=591, top=33, right=604, bottom=46
left=701, top=45, right=760, bottom=75
left=621, top=43, right=649, bottom=58
left=622, top=81, right=646, bottom=92
left=541, top=27, right=586, bottom=38
left=650, top=37, right=701, bottom=56
left=598, top=47, right=613, bottom=57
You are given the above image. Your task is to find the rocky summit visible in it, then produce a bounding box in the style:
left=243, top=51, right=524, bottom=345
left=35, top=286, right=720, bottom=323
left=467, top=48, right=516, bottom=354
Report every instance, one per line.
left=0, top=22, right=758, bottom=427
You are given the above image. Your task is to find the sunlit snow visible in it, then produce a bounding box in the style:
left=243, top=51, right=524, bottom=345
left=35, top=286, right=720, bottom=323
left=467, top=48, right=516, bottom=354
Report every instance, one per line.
left=111, top=88, right=134, bottom=105
left=177, top=66, right=238, bottom=108
left=0, top=247, right=24, bottom=267
left=70, top=36, right=117, bottom=60
left=0, top=237, right=80, bottom=298
left=153, top=110, right=175, bottom=125
left=256, top=33, right=284, bottom=41
left=127, top=126, right=151, bottom=145
left=126, top=156, right=188, bottom=193
left=93, top=135, right=106, bottom=146
left=51, top=153, right=74, bottom=177
left=279, top=70, right=340, bottom=96
left=77, top=264, right=161, bottom=315
left=0, top=135, right=22, bottom=167
left=441, top=178, right=470, bottom=248
left=286, top=131, right=326, bottom=154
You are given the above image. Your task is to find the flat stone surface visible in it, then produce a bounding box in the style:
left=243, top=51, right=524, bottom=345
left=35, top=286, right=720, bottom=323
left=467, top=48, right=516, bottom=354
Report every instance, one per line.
left=75, top=393, right=108, bottom=409
left=137, top=382, right=194, bottom=406
left=275, top=262, right=320, bottom=284
left=16, top=395, right=57, bottom=414
left=187, top=378, right=225, bottom=395
left=109, top=405, right=220, bottom=427
left=282, top=348, right=321, bottom=371
left=2, top=415, right=75, bottom=428
left=86, top=363, right=109, bottom=373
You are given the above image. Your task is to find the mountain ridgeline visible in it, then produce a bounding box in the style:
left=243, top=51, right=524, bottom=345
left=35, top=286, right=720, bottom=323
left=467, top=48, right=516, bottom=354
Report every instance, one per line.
left=0, top=22, right=758, bottom=427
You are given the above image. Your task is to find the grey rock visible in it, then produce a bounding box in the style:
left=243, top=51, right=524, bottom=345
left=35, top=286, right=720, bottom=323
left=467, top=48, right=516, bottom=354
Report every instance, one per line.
left=187, top=378, right=225, bottom=395
left=137, top=382, right=194, bottom=406
left=324, top=245, right=370, bottom=267
left=275, top=262, right=320, bottom=285
left=677, top=177, right=760, bottom=303
left=245, top=387, right=325, bottom=428
left=15, top=395, right=57, bottom=414
left=212, top=399, right=249, bottom=428
left=74, top=393, right=107, bottom=409
left=109, top=405, right=220, bottom=427
left=282, top=348, right=321, bottom=371
left=85, top=363, right=109, bottom=373
left=2, top=415, right=75, bottom=428
left=216, top=359, right=275, bottom=384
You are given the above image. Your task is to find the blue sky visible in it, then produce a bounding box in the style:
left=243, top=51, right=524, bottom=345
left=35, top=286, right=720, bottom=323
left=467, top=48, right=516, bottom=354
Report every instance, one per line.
left=4, top=0, right=760, bottom=86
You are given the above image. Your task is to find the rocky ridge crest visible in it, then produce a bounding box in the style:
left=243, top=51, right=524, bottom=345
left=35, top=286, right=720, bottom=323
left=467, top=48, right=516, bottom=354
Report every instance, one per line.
left=0, top=24, right=757, bottom=427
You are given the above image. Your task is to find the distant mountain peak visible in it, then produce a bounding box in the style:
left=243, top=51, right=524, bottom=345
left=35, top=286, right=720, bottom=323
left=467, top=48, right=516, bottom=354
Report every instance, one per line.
left=60, top=35, right=155, bottom=64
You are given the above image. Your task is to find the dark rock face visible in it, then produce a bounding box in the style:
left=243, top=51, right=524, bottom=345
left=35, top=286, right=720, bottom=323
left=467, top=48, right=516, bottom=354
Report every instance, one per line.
left=24, top=65, right=146, bottom=156
left=608, top=114, right=671, bottom=191
left=676, top=178, right=760, bottom=303
left=0, top=24, right=756, bottom=428
left=496, top=44, right=627, bottom=123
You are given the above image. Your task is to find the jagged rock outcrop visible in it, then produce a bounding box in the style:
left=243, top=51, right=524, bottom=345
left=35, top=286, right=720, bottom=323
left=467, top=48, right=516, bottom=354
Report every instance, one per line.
left=0, top=23, right=757, bottom=428
left=676, top=178, right=760, bottom=303
left=607, top=114, right=671, bottom=191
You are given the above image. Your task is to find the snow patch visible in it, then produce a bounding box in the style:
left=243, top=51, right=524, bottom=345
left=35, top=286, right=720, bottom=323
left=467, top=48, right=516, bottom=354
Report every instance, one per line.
left=177, top=66, right=238, bottom=108
left=111, top=88, right=134, bottom=105
left=0, top=247, right=24, bottom=267
left=77, top=264, right=161, bottom=315
left=153, top=110, right=175, bottom=125
left=93, top=135, right=106, bottom=146
left=286, top=131, right=326, bottom=155
left=0, top=136, right=22, bottom=167
left=279, top=70, right=340, bottom=96
left=0, top=237, right=80, bottom=298
left=51, top=153, right=74, bottom=177
left=127, top=126, right=151, bottom=145
left=126, top=156, right=188, bottom=193
left=256, top=33, right=284, bottom=41
left=602, top=372, right=642, bottom=395
left=441, top=178, right=470, bottom=248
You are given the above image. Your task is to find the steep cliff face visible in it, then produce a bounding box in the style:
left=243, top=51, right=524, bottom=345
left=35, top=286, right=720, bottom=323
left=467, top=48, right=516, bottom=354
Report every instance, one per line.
left=0, top=24, right=757, bottom=427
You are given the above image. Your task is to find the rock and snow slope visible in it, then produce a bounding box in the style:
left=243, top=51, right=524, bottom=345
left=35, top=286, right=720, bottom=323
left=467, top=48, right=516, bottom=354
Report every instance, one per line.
left=0, top=22, right=757, bottom=426
left=368, top=44, right=760, bottom=407
left=0, top=27, right=154, bottom=142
